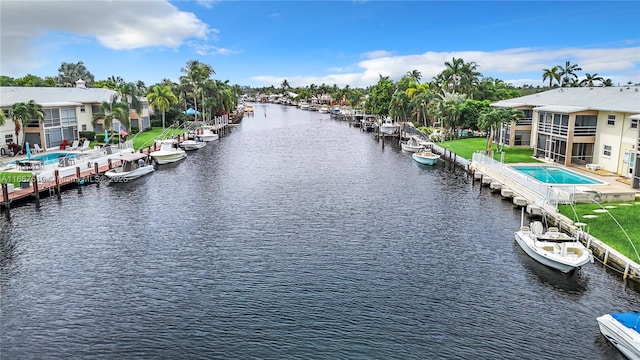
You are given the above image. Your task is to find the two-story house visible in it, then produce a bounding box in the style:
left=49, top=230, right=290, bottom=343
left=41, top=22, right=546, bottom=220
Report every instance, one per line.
left=492, top=86, right=640, bottom=189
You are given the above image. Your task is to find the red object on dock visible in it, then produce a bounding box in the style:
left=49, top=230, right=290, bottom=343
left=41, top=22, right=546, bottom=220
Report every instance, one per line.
left=60, top=139, right=68, bottom=150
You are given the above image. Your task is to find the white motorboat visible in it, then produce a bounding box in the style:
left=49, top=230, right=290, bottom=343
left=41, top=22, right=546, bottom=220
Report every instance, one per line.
left=379, top=117, right=399, bottom=135
left=597, top=312, right=640, bottom=360
left=400, top=137, right=423, bottom=152
left=104, top=152, right=154, bottom=182
left=514, top=216, right=593, bottom=273
left=179, top=138, right=207, bottom=151
left=318, top=105, right=329, bottom=113
left=198, top=125, right=219, bottom=141
left=150, top=139, right=187, bottom=165
left=412, top=144, right=440, bottom=165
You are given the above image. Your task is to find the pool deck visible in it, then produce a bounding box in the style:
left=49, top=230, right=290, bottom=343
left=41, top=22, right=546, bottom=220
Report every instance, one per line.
left=1, top=144, right=141, bottom=208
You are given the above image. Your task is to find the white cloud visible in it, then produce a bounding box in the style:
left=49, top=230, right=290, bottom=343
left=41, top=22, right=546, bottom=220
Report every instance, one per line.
left=0, top=0, right=209, bottom=74
left=362, top=50, right=394, bottom=59
left=253, top=46, right=640, bottom=88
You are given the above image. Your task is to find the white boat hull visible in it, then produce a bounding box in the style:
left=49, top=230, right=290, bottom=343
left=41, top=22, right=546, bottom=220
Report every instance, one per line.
left=514, top=229, right=592, bottom=273
left=104, top=165, right=154, bottom=182
left=597, top=313, right=640, bottom=360
left=380, top=125, right=399, bottom=134
left=150, top=150, right=187, bottom=165
left=199, top=133, right=219, bottom=142
left=412, top=151, right=439, bottom=165
left=180, top=140, right=207, bottom=151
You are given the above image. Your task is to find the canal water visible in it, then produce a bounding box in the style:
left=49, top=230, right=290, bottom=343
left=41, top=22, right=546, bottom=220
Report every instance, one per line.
left=1, top=103, right=638, bottom=359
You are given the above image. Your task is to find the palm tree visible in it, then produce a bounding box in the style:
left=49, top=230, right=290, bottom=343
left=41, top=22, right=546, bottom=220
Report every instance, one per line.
left=579, top=73, right=604, bottom=87
left=406, top=70, right=422, bottom=84
left=542, top=66, right=561, bottom=88
left=435, top=91, right=466, bottom=132
left=92, top=95, right=130, bottom=137
left=558, top=61, right=582, bottom=87
left=602, top=78, right=614, bottom=87
left=147, top=84, right=178, bottom=129
left=57, top=61, right=95, bottom=87
left=9, top=100, right=44, bottom=146
left=180, top=60, right=215, bottom=122
left=478, top=108, right=523, bottom=154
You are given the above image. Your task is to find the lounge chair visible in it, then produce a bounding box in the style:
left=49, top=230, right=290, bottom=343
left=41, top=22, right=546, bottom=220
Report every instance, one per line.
left=33, top=144, right=44, bottom=153
left=80, top=140, right=91, bottom=151
left=69, top=140, right=80, bottom=151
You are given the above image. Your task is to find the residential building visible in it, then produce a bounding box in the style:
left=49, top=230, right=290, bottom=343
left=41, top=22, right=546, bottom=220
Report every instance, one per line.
left=0, top=80, right=150, bottom=154
left=492, top=86, right=640, bottom=189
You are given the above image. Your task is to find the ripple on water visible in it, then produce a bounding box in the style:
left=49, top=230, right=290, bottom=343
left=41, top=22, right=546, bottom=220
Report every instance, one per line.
left=1, top=105, right=639, bottom=359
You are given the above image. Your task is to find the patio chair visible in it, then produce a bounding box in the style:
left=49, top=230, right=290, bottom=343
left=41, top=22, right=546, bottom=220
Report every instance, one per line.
left=69, top=140, right=80, bottom=151
left=33, top=144, right=44, bottom=153
left=80, top=140, right=91, bottom=151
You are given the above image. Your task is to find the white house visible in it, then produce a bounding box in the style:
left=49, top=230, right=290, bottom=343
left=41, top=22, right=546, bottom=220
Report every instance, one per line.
left=0, top=80, right=150, bottom=154
left=492, top=86, right=640, bottom=189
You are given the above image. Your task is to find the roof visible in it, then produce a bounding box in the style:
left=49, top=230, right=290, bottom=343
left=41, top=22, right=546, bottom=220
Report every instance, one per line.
left=0, top=86, right=118, bottom=108
left=492, top=86, right=640, bottom=113
left=533, top=105, right=589, bottom=113
left=117, top=152, right=148, bottom=162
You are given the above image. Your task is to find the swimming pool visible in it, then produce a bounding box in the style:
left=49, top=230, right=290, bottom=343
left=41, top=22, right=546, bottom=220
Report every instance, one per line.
left=8, top=152, right=78, bottom=166
left=512, top=166, right=605, bottom=185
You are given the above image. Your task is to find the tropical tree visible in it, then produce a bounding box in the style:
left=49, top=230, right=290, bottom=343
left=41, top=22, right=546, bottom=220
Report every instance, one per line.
left=147, top=84, right=178, bottom=129
left=406, top=69, right=422, bottom=84
left=92, top=95, right=130, bottom=135
left=9, top=100, right=44, bottom=146
left=435, top=91, right=466, bottom=132
left=180, top=60, right=215, bottom=121
left=579, top=73, right=604, bottom=87
left=389, top=91, right=410, bottom=122
left=367, top=75, right=395, bottom=116
left=57, top=61, right=95, bottom=87
left=602, top=78, right=614, bottom=87
left=440, top=57, right=481, bottom=96
left=281, top=79, right=290, bottom=93
left=0, top=108, right=5, bottom=127
left=558, top=61, right=582, bottom=87
left=478, top=107, right=523, bottom=154
left=542, top=66, right=561, bottom=88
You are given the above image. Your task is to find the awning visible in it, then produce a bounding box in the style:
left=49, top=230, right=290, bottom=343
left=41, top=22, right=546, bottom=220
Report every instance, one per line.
left=630, top=114, right=640, bottom=120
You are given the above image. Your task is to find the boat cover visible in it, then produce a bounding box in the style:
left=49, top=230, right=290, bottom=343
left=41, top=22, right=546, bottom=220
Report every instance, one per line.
left=611, top=312, right=640, bottom=332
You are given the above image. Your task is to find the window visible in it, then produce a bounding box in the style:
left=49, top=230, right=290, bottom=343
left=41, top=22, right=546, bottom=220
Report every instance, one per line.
left=632, top=119, right=638, bottom=129
left=80, top=105, right=85, bottom=112
left=82, top=124, right=87, bottom=131
left=607, top=115, right=616, bottom=126
left=603, top=145, right=612, bottom=157
left=4, top=134, right=13, bottom=144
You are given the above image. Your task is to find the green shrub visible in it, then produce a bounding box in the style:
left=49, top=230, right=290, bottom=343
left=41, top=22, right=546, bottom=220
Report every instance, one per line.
left=79, top=131, right=95, bottom=141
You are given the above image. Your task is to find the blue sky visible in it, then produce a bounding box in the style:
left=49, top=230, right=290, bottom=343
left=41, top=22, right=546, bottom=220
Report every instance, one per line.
left=1, top=1, right=639, bottom=88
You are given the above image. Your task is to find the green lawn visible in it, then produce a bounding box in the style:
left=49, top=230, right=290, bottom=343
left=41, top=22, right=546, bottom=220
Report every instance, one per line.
left=0, top=171, right=33, bottom=188
left=558, top=203, right=640, bottom=262
left=130, top=128, right=184, bottom=150
left=440, top=138, right=542, bottom=163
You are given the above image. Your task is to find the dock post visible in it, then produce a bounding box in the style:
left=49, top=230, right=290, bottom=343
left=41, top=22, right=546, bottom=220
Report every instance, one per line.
left=624, top=263, right=631, bottom=281
left=472, top=170, right=476, bottom=185
left=108, top=159, right=112, bottom=170
left=479, top=174, right=483, bottom=191
left=33, top=175, right=40, bottom=200
left=94, top=162, right=99, bottom=174
left=2, top=183, right=9, bottom=210
left=603, top=248, right=610, bottom=265
left=54, top=170, right=61, bottom=194
left=75, top=167, right=81, bottom=184
left=381, top=134, right=385, bottom=149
